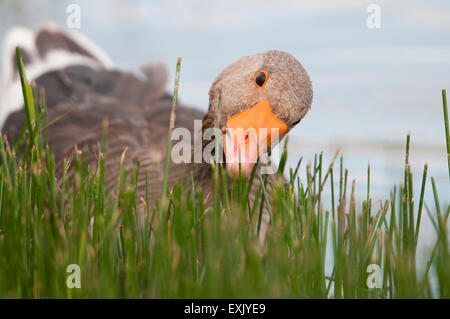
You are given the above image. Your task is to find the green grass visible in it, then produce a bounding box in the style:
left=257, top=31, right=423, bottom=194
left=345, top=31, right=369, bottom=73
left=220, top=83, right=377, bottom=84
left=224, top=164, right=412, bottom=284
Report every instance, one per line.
left=0, top=50, right=448, bottom=298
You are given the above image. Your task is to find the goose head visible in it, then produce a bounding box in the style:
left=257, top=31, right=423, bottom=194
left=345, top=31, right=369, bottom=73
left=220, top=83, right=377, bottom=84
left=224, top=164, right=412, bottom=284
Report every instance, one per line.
left=205, top=50, right=313, bottom=178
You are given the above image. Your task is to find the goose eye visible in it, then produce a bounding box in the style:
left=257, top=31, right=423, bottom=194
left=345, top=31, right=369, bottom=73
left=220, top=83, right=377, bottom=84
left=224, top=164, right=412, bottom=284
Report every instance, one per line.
left=254, top=71, right=268, bottom=88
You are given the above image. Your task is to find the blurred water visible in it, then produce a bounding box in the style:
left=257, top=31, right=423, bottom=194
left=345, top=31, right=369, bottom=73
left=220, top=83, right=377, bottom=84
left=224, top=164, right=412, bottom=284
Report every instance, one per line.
left=0, top=0, right=449, bottom=261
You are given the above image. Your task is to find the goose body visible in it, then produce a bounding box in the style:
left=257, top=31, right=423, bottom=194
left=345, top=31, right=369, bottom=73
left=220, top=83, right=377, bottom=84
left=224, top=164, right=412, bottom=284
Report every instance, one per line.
left=1, top=25, right=313, bottom=238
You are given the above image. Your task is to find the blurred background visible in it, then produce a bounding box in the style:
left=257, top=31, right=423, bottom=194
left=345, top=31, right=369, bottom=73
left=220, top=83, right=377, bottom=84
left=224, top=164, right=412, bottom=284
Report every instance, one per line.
left=0, top=1, right=449, bottom=245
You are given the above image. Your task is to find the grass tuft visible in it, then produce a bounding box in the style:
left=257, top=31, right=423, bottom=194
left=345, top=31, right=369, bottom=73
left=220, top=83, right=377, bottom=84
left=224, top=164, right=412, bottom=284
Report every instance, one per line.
left=0, top=50, right=448, bottom=298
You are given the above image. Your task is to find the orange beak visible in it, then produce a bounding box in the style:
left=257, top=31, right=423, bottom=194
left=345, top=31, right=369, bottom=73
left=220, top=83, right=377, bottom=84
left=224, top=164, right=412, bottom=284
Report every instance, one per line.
left=222, top=100, right=287, bottom=178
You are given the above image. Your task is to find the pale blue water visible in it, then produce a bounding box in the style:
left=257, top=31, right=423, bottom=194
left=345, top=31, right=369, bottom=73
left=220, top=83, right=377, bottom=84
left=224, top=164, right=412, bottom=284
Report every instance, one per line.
left=0, top=0, right=449, bottom=279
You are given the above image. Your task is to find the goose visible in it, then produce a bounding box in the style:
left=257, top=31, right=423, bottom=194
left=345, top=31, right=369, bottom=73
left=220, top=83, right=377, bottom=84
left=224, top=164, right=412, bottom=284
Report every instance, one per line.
left=1, top=25, right=313, bottom=238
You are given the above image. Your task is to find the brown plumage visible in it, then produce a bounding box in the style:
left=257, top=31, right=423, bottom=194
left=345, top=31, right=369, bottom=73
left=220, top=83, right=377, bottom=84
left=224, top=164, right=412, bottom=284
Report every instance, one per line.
left=1, top=25, right=313, bottom=239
